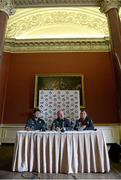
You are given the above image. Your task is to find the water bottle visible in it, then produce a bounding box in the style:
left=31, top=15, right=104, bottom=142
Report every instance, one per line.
left=78, top=122, right=82, bottom=131
left=52, top=122, right=56, bottom=131
left=61, top=121, right=65, bottom=132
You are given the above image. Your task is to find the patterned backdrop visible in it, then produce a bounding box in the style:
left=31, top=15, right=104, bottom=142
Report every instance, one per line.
left=39, top=90, right=80, bottom=128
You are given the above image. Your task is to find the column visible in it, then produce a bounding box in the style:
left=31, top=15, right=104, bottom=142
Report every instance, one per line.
left=0, top=0, right=15, bottom=123
left=98, top=0, right=121, bottom=119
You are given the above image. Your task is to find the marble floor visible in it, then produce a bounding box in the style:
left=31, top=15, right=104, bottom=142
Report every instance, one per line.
left=0, top=144, right=121, bottom=179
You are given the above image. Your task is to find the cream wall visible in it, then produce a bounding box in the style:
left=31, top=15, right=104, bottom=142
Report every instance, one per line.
left=0, top=124, right=121, bottom=145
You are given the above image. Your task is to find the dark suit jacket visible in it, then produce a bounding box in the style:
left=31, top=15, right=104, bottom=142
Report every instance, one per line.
left=51, top=118, right=72, bottom=131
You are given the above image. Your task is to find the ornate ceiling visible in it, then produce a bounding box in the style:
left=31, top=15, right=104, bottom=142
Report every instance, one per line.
left=3, top=0, right=121, bottom=52
left=6, top=7, right=109, bottom=39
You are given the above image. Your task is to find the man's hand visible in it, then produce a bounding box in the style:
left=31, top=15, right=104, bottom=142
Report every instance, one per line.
left=25, top=127, right=32, bottom=131
left=82, top=125, right=87, bottom=129
left=55, top=127, right=61, bottom=131
left=61, top=127, right=66, bottom=132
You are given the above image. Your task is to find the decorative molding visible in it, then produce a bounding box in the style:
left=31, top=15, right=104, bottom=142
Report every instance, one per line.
left=6, top=8, right=109, bottom=39
left=13, top=0, right=121, bottom=8
left=96, top=125, right=120, bottom=144
left=0, top=123, right=120, bottom=144
left=0, top=0, right=15, bottom=16
left=13, top=0, right=99, bottom=8
left=95, top=123, right=121, bottom=126
left=1, top=123, right=120, bottom=127
left=97, top=0, right=120, bottom=13
left=4, top=38, right=110, bottom=52
left=0, top=124, right=24, bottom=143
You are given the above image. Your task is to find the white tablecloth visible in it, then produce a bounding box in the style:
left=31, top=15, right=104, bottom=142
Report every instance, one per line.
left=12, top=130, right=110, bottom=173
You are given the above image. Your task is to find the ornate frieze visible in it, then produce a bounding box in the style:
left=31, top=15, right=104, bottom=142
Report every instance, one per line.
left=4, top=38, right=110, bottom=52
left=14, top=0, right=99, bottom=8
left=97, top=0, right=120, bottom=13
left=13, top=0, right=121, bottom=8
left=6, top=8, right=108, bottom=39
left=0, top=0, right=15, bottom=16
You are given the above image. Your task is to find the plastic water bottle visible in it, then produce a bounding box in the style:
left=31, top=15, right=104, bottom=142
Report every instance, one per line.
left=61, top=121, right=65, bottom=132
left=52, top=122, right=56, bottom=131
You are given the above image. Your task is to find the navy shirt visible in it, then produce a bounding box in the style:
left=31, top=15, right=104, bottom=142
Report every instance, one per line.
left=25, top=117, right=47, bottom=131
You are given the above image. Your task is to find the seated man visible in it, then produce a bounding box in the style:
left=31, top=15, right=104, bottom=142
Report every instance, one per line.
left=74, top=109, right=95, bottom=131
left=51, top=110, right=72, bottom=132
left=25, top=108, right=47, bottom=131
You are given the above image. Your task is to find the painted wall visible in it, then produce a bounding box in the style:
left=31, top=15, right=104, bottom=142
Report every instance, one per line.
left=1, top=52, right=119, bottom=124
left=0, top=53, right=11, bottom=124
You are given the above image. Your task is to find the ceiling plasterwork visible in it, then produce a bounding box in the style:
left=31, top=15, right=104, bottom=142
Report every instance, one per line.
left=4, top=3, right=116, bottom=52
left=6, top=7, right=109, bottom=39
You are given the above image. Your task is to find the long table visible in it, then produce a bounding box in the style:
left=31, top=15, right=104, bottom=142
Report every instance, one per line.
left=12, top=130, right=110, bottom=173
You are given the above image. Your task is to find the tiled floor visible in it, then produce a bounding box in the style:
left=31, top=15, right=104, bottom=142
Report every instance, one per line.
left=0, top=144, right=121, bottom=179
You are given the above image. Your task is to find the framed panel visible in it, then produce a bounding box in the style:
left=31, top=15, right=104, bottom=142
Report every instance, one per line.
left=34, top=74, right=86, bottom=108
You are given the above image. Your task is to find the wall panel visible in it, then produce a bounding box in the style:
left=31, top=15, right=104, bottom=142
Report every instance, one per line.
left=2, top=52, right=119, bottom=124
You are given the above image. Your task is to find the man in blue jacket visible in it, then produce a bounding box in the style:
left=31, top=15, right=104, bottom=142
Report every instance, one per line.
left=25, top=108, right=47, bottom=131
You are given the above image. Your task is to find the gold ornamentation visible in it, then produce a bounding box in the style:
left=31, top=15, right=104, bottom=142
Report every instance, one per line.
left=4, top=38, right=110, bottom=52
left=97, top=0, right=120, bottom=13
left=14, top=0, right=99, bottom=8
left=0, top=0, right=15, bottom=16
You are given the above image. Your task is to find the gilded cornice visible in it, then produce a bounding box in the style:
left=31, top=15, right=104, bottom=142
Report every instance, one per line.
left=4, top=38, right=110, bottom=53
left=14, top=0, right=99, bottom=8
left=13, top=0, right=121, bottom=8
left=0, top=0, right=15, bottom=16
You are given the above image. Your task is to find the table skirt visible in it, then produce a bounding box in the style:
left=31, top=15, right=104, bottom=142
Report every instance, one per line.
left=12, top=130, right=110, bottom=173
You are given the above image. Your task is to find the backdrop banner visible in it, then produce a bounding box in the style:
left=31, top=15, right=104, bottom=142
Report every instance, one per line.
left=39, top=90, right=80, bottom=128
